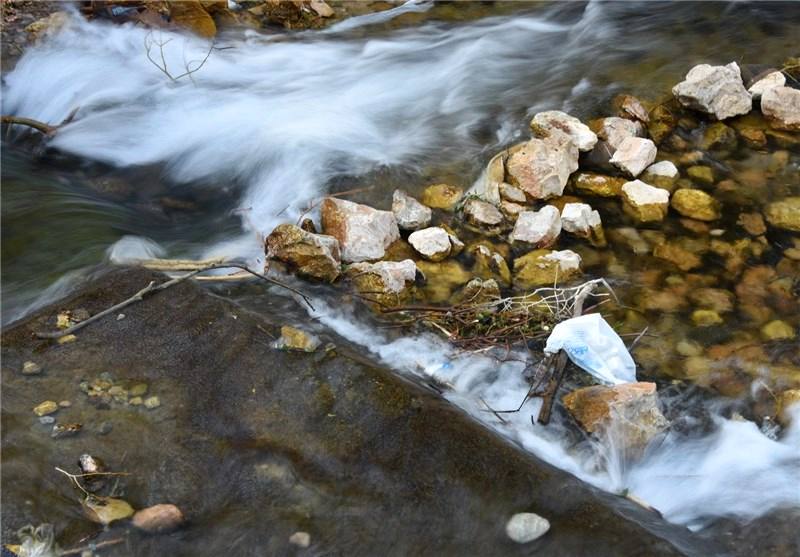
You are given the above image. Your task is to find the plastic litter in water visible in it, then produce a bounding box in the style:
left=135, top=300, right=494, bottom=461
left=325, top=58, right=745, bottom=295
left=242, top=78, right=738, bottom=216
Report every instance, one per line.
left=544, top=313, right=636, bottom=385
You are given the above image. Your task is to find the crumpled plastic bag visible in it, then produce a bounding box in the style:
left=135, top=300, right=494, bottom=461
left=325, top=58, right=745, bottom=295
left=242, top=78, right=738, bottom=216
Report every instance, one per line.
left=13, top=524, right=59, bottom=557
left=544, top=313, right=636, bottom=385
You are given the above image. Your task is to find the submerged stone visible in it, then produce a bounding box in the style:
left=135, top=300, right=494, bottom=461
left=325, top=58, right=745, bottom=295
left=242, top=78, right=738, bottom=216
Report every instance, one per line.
left=462, top=198, right=505, bottom=229
left=699, top=122, right=737, bottom=151
left=653, top=242, right=702, bottom=271
left=471, top=244, right=512, bottom=286
left=761, top=320, right=796, bottom=341
left=33, top=400, right=58, bottom=417
left=672, top=62, right=752, bottom=120
left=420, top=183, right=463, bottom=211
left=670, top=189, right=721, bottom=221
left=321, top=198, right=399, bottom=263
left=641, top=161, right=679, bottom=193
left=614, top=94, right=650, bottom=123
left=348, top=259, right=419, bottom=307
left=82, top=496, right=134, bottom=526
left=513, top=249, right=581, bottom=289
left=765, top=197, right=800, bottom=232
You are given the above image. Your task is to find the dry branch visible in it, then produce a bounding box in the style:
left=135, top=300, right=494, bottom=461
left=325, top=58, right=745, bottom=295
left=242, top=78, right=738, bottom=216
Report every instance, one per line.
left=35, top=261, right=314, bottom=339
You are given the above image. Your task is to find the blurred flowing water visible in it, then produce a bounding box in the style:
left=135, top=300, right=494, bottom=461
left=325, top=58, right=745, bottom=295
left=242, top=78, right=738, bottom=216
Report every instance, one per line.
left=3, top=0, right=800, bottom=544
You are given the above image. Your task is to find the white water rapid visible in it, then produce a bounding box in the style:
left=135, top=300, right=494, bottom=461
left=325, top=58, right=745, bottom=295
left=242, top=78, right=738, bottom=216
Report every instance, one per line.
left=3, top=1, right=798, bottom=532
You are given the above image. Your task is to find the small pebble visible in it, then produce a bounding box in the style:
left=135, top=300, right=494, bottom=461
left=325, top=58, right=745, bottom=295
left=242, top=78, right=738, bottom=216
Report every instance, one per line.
left=144, top=396, right=161, bottom=409
left=99, top=372, right=113, bottom=381
left=22, top=361, right=42, bottom=375
left=39, top=416, right=56, bottom=425
left=97, top=421, right=113, bottom=435
left=79, top=381, right=90, bottom=393
left=33, top=401, right=59, bottom=417
left=129, top=397, right=143, bottom=406
left=289, top=532, right=311, bottom=548
left=505, top=512, right=550, bottom=544
left=132, top=504, right=184, bottom=533
left=57, top=334, right=78, bottom=344
left=117, top=313, right=125, bottom=321
left=52, top=423, right=82, bottom=439
left=59, top=400, right=72, bottom=408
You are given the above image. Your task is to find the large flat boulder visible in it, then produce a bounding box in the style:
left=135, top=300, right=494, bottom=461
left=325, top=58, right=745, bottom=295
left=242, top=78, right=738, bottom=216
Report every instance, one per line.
left=0, top=266, right=701, bottom=555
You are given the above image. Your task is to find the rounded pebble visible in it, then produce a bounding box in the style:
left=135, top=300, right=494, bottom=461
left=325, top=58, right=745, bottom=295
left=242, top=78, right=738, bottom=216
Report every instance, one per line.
left=289, top=532, right=311, bottom=548
left=39, top=416, right=56, bottom=425
left=22, top=361, right=42, bottom=375
left=132, top=504, right=184, bottom=533
left=59, top=400, right=72, bottom=408
left=144, top=396, right=161, bottom=409
left=505, top=512, right=550, bottom=544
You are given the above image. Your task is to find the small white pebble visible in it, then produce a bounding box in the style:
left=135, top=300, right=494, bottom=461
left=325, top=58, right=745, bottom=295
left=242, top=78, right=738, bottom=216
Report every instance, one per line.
left=506, top=512, right=550, bottom=543
left=117, top=314, right=126, bottom=321
left=289, top=531, right=310, bottom=548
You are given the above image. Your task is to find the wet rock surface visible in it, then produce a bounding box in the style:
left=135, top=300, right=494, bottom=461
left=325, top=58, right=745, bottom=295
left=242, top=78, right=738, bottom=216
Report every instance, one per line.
left=0, top=266, right=697, bottom=555
left=321, top=197, right=399, bottom=263
left=672, top=62, right=752, bottom=120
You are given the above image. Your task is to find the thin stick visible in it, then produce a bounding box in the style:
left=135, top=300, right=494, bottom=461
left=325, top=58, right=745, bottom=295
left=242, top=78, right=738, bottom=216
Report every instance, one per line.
left=1, top=115, right=57, bottom=135
left=55, top=467, right=90, bottom=497
left=59, top=538, right=125, bottom=556
left=35, top=262, right=314, bottom=339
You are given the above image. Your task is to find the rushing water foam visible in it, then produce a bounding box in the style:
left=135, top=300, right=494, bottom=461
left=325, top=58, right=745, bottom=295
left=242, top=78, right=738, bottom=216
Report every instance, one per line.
left=3, top=1, right=799, bottom=530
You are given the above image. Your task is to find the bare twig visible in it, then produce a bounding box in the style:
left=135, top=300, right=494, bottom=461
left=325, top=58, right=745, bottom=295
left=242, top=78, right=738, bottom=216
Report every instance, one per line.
left=1, top=115, right=57, bottom=136
left=59, top=538, right=125, bottom=556
left=144, top=30, right=214, bottom=82
left=35, top=261, right=314, bottom=339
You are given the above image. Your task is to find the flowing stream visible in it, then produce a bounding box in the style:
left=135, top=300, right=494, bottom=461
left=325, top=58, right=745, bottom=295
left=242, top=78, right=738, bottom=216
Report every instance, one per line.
left=3, top=0, right=799, bottom=546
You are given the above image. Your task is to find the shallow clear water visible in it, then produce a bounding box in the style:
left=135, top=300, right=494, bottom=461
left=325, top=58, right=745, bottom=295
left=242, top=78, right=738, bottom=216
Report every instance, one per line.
left=2, top=0, right=800, bottom=547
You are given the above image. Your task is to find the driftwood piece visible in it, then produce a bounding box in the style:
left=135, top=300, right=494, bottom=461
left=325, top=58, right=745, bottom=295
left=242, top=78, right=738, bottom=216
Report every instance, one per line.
left=536, top=280, right=598, bottom=425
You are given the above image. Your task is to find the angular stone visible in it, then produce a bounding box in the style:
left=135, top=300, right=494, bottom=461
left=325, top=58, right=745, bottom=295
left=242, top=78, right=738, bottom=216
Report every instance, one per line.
left=610, top=137, right=657, bottom=178
left=266, top=224, right=341, bottom=282
left=506, top=130, right=579, bottom=200
left=276, top=326, right=321, bottom=352
left=348, top=259, right=419, bottom=307
left=321, top=198, right=399, bottom=263
left=647, top=105, right=677, bottom=145
left=499, top=182, right=527, bottom=204
left=392, top=190, right=432, bottom=231
left=641, top=161, right=679, bottom=192
left=614, top=94, right=650, bottom=123
left=509, top=206, right=561, bottom=248
left=672, top=62, right=752, bottom=120
left=420, top=184, right=463, bottom=211
left=687, top=166, right=715, bottom=186
left=688, top=288, right=735, bottom=313
left=530, top=110, right=597, bottom=152
left=569, top=172, right=625, bottom=198
left=670, top=189, right=721, bottom=221
left=621, top=180, right=670, bottom=223
left=500, top=201, right=526, bottom=221
left=513, top=249, right=581, bottom=289
left=761, top=86, right=800, bottom=131
left=738, top=127, right=768, bottom=150
left=562, top=382, right=669, bottom=450
left=560, top=203, right=606, bottom=247
left=309, top=0, right=334, bottom=17
left=765, top=197, right=800, bottom=232
left=748, top=70, right=786, bottom=99
left=462, top=198, right=504, bottom=228
left=594, top=117, right=646, bottom=150
left=408, top=227, right=460, bottom=262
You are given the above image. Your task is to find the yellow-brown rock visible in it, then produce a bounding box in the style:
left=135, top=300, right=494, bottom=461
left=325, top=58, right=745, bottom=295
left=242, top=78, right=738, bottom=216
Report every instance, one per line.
left=170, top=1, right=217, bottom=37
left=670, top=189, right=721, bottom=221
left=512, top=249, right=581, bottom=289
left=569, top=172, right=625, bottom=197
left=420, top=183, right=463, bottom=211
left=653, top=243, right=702, bottom=271
left=562, top=382, right=668, bottom=450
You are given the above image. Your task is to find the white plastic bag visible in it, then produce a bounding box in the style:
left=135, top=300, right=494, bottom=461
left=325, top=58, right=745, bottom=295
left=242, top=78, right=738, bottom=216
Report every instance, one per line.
left=543, top=313, right=636, bottom=385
